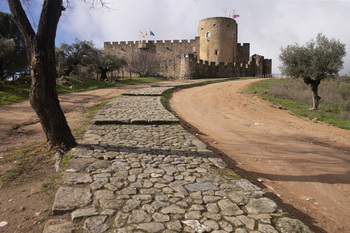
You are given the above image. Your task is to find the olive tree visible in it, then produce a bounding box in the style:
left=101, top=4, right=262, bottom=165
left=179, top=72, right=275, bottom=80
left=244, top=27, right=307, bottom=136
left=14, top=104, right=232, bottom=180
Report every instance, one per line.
left=279, top=33, right=346, bottom=110
left=92, top=49, right=127, bottom=80
left=8, top=0, right=77, bottom=152
left=57, top=39, right=95, bottom=78
left=0, top=11, right=27, bottom=80
left=7, top=0, right=106, bottom=154
left=0, top=38, right=16, bottom=79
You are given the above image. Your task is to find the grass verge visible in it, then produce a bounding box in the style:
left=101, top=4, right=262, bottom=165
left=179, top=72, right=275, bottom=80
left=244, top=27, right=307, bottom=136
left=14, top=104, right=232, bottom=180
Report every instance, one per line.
left=246, top=77, right=350, bottom=130
left=0, top=78, right=31, bottom=105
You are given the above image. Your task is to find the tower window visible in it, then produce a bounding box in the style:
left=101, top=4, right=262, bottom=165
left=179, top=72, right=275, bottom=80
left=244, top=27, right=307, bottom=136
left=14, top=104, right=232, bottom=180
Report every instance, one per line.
left=193, top=46, right=196, bottom=52
left=213, top=24, right=216, bottom=26
left=201, top=28, right=203, bottom=30
left=206, top=32, right=210, bottom=38
left=227, top=24, right=230, bottom=27
left=214, top=50, right=218, bottom=55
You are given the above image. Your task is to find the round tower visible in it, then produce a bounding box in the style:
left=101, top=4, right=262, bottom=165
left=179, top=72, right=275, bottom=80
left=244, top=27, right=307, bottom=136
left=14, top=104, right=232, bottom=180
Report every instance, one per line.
left=198, top=17, right=237, bottom=64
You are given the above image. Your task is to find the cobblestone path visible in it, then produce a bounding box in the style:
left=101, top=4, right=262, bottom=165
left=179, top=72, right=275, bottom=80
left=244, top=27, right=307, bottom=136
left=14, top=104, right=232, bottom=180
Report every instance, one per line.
left=44, top=82, right=313, bottom=233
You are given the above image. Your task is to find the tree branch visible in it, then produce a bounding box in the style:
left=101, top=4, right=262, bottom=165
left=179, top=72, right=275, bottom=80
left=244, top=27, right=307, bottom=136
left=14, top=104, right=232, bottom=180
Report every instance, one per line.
left=36, top=0, right=63, bottom=48
left=8, top=0, right=35, bottom=48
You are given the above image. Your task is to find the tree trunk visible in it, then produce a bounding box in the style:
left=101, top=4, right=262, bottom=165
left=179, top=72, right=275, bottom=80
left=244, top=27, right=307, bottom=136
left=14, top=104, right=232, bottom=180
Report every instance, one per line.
left=304, top=78, right=321, bottom=110
left=63, top=62, right=78, bottom=77
left=100, top=68, right=108, bottom=80
left=310, top=83, right=321, bottom=110
left=9, top=0, right=77, bottom=150
left=30, top=47, right=76, bottom=150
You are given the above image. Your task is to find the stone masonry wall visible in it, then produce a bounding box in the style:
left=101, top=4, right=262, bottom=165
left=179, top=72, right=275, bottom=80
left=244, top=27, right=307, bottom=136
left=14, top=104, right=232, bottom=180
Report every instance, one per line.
left=178, top=54, right=271, bottom=79
left=104, top=38, right=200, bottom=79
left=198, top=17, right=237, bottom=64
left=237, top=43, right=250, bottom=64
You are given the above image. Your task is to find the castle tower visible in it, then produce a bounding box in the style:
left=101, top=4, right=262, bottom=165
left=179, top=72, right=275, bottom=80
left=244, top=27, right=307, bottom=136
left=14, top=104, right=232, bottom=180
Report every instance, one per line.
left=198, top=17, right=237, bottom=64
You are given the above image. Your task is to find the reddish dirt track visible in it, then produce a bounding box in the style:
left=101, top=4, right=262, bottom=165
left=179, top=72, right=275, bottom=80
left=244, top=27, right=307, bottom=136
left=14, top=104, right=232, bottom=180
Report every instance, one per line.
left=170, top=79, right=350, bottom=233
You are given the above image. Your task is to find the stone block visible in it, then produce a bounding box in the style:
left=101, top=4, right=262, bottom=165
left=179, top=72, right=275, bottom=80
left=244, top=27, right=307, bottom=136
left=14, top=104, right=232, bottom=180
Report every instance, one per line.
left=52, top=187, right=92, bottom=214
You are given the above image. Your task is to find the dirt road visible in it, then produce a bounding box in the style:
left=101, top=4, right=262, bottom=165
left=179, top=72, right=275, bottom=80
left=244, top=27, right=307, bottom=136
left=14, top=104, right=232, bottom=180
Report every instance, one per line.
left=170, top=79, right=350, bottom=233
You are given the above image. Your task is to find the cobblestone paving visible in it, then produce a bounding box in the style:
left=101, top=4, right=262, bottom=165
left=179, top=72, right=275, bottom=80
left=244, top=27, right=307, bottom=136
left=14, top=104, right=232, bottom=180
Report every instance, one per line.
left=45, top=84, right=313, bottom=233
left=93, top=96, right=179, bottom=125
left=122, top=87, right=173, bottom=96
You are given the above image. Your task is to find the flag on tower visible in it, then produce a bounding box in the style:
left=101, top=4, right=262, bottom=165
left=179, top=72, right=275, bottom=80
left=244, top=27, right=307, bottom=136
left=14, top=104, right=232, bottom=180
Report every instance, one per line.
left=140, top=30, right=145, bottom=38
left=150, top=30, right=155, bottom=36
left=145, top=30, right=148, bottom=36
left=233, top=14, right=240, bottom=19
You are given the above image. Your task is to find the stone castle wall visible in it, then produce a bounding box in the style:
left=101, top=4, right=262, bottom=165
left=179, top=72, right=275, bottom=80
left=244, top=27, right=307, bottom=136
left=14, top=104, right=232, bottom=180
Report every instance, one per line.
left=104, top=38, right=200, bottom=78
left=178, top=54, right=271, bottom=79
left=104, top=17, right=272, bottom=79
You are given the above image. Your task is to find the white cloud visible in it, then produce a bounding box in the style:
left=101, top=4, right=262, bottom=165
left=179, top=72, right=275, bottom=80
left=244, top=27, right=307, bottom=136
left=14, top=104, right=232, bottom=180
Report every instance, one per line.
left=3, top=0, right=350, bottom=74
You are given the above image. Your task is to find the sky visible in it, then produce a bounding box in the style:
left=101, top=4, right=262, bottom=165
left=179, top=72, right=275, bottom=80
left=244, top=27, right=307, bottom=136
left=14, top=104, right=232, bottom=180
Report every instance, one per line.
left=1, top=0, right=350, bottom=75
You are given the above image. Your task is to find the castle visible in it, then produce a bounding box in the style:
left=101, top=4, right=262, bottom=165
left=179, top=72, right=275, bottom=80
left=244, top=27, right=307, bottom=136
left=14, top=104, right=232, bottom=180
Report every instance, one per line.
left=104, top=17, right=272, bottom=79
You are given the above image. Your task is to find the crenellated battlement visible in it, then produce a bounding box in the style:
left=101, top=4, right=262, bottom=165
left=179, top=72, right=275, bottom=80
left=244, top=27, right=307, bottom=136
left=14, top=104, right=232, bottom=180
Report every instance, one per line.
left=237, top=43, right=250, bottom=47
left=105, top=38, right=199, bottom=50
left=195, top=57, right=239, bottom=68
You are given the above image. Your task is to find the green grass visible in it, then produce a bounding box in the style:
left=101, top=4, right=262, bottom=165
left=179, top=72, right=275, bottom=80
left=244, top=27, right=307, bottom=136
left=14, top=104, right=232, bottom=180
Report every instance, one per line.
left=41, top=182, right=54, bottom=193
left=1, top=167, right=23, bottom=183
left=59, top=151, right=73, bottom=172
left=246, top=77, right=350, bottom=130
left=0, top=76, right=166, bottom=105
left=56, top=76, right=166, bottom=94
left=0, top=78, right=31, bottom=104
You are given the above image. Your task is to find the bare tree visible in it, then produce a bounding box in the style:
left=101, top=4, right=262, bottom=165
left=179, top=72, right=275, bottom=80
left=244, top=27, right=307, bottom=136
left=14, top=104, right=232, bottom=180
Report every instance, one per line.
left=127, top=49, right=160, bottom=77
